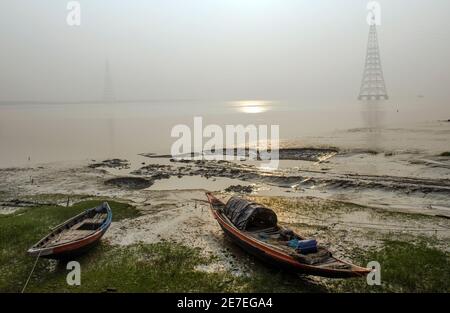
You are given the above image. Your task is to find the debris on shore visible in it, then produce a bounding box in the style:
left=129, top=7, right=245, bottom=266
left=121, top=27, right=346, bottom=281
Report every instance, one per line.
left=89, top=159, right=130, bottom=169
left=224, top=185, right=254, bottom=194
left=104, top=177, right=153, bottom=190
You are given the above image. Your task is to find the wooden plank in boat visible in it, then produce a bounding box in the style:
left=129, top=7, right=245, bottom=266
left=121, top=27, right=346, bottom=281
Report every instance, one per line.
left=47, top=229, right=94, bottom=246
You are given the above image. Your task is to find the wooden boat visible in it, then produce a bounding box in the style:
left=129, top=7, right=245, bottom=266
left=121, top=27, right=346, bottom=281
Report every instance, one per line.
left=206, top=193, right=371, bottom=278
left=28, top=202, right=112, bottom=259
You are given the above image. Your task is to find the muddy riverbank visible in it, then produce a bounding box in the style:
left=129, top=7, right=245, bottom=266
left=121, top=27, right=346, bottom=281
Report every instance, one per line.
left=0, top=145, right=449, bottom=292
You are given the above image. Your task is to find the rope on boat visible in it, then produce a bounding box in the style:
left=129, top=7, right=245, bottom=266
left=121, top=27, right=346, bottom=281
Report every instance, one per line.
left=21, top=250, right=42, bottom=293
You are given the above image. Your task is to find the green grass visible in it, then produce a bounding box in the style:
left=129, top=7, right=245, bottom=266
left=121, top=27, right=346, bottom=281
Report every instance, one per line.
left=335, top=239, right=450, bottom=293
left=16, top=241, right=328, bottom=293
left=0, top=200, right=139, bottom=292
left=0, top=198, right=324, bottom=293
left=235, top=196, right=450, bottom=293
left=22, top=242, right=234, bottom=293
left=1, top=236, right=327, bottom=293
left=1, top=197, right=448, bottom=293
left=248, top=196, right=365, bottom=217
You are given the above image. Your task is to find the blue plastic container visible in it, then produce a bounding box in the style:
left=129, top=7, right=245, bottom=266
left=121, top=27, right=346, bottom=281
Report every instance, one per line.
left=287, top=239, right=299, bottom=248
left=295, top=239, right=318, bottom=254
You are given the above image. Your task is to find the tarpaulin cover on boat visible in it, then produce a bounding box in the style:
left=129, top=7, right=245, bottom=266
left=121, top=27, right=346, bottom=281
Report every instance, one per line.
left=224, top=197, right=278, bottom=231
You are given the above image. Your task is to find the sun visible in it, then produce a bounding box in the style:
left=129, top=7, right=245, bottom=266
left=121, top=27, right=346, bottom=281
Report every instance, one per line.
left=231, top=100, right=270, bottom=114
left=240, top=105, right=267, bottom=114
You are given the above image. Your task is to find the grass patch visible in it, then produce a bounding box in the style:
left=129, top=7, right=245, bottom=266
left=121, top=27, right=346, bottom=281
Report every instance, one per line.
left=368, top=207, right=435, bottom=223
left=248, top=196, right=364, bottom=217
left=22, top=242, right=237, bottom=293
left=12, top=241, right=328, bottom=293
left=335, top=239, right=450, bottom=293
left=0, top=200, right=139, bottom=292
left=0, top=197, right=325, bottom=293
left=2, top=196, right=448, bottom=292
left=440, top=151, right=450, bottom=157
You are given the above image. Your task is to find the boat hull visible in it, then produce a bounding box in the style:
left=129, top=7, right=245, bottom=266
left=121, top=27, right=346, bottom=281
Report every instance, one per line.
left=30, top=228, right=109, bottom=259
left=218, top=222, right=362, bottom=278
left=207, top=193, right=370, bottom=278
left=27, top=203, right=112, bottom=259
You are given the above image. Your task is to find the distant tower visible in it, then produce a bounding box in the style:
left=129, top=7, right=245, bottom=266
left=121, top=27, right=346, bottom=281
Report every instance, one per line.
left=358, top=17, right=388, bottom=101
left=103, top=59, right=116, bottom=156
left=103, top=59, right=116, bottom=103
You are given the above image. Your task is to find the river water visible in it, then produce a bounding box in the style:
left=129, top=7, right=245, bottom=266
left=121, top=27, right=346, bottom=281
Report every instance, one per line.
left=0, top=100, right=448, bottom=167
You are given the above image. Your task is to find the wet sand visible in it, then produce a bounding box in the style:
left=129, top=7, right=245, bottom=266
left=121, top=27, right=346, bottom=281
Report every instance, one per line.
left=0, top=117, right=449, bottom=281
left=1, top=141, right=449, bottom=276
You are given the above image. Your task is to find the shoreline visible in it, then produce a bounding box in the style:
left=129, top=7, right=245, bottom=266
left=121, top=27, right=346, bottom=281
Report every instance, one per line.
left=0, top=149, right=449, bottom=292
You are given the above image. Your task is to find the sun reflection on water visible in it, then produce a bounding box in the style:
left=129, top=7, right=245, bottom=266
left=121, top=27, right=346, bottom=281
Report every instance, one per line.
left=230, top=100, right=272, bottom=114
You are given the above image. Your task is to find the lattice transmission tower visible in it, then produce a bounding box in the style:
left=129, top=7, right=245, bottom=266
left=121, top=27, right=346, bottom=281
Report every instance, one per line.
left=103, top=59, right=116, bottom=103
left=358, top=19, right=388, bottom=101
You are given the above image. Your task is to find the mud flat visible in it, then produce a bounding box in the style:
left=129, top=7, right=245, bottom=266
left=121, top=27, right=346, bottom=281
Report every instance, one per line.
left=142, top=148, right=339, bottom=162
left=125, top=153, right=450, bottom=217
left=0, top=153, right=449, bottom=292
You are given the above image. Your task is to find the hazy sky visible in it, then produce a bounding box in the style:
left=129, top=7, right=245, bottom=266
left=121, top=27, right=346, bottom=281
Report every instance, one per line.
left=1, top=0, right=449, bottom=110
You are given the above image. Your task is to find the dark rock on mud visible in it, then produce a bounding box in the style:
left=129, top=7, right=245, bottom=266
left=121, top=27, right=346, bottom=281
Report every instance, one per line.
left=202, top=147, right=339, bottom=162
left=104, top=177, right=153, bottom=190
left=131, top=164, right=172, bottom=180
left=225, top=185, right=254, bottom=194
left=89, top=159, right=130, bottom=169
left=144, top=148, right=339, bottom=162
left=140, top=153, right=173, bottom=159
left=274, top=148, right=338, bottom=161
